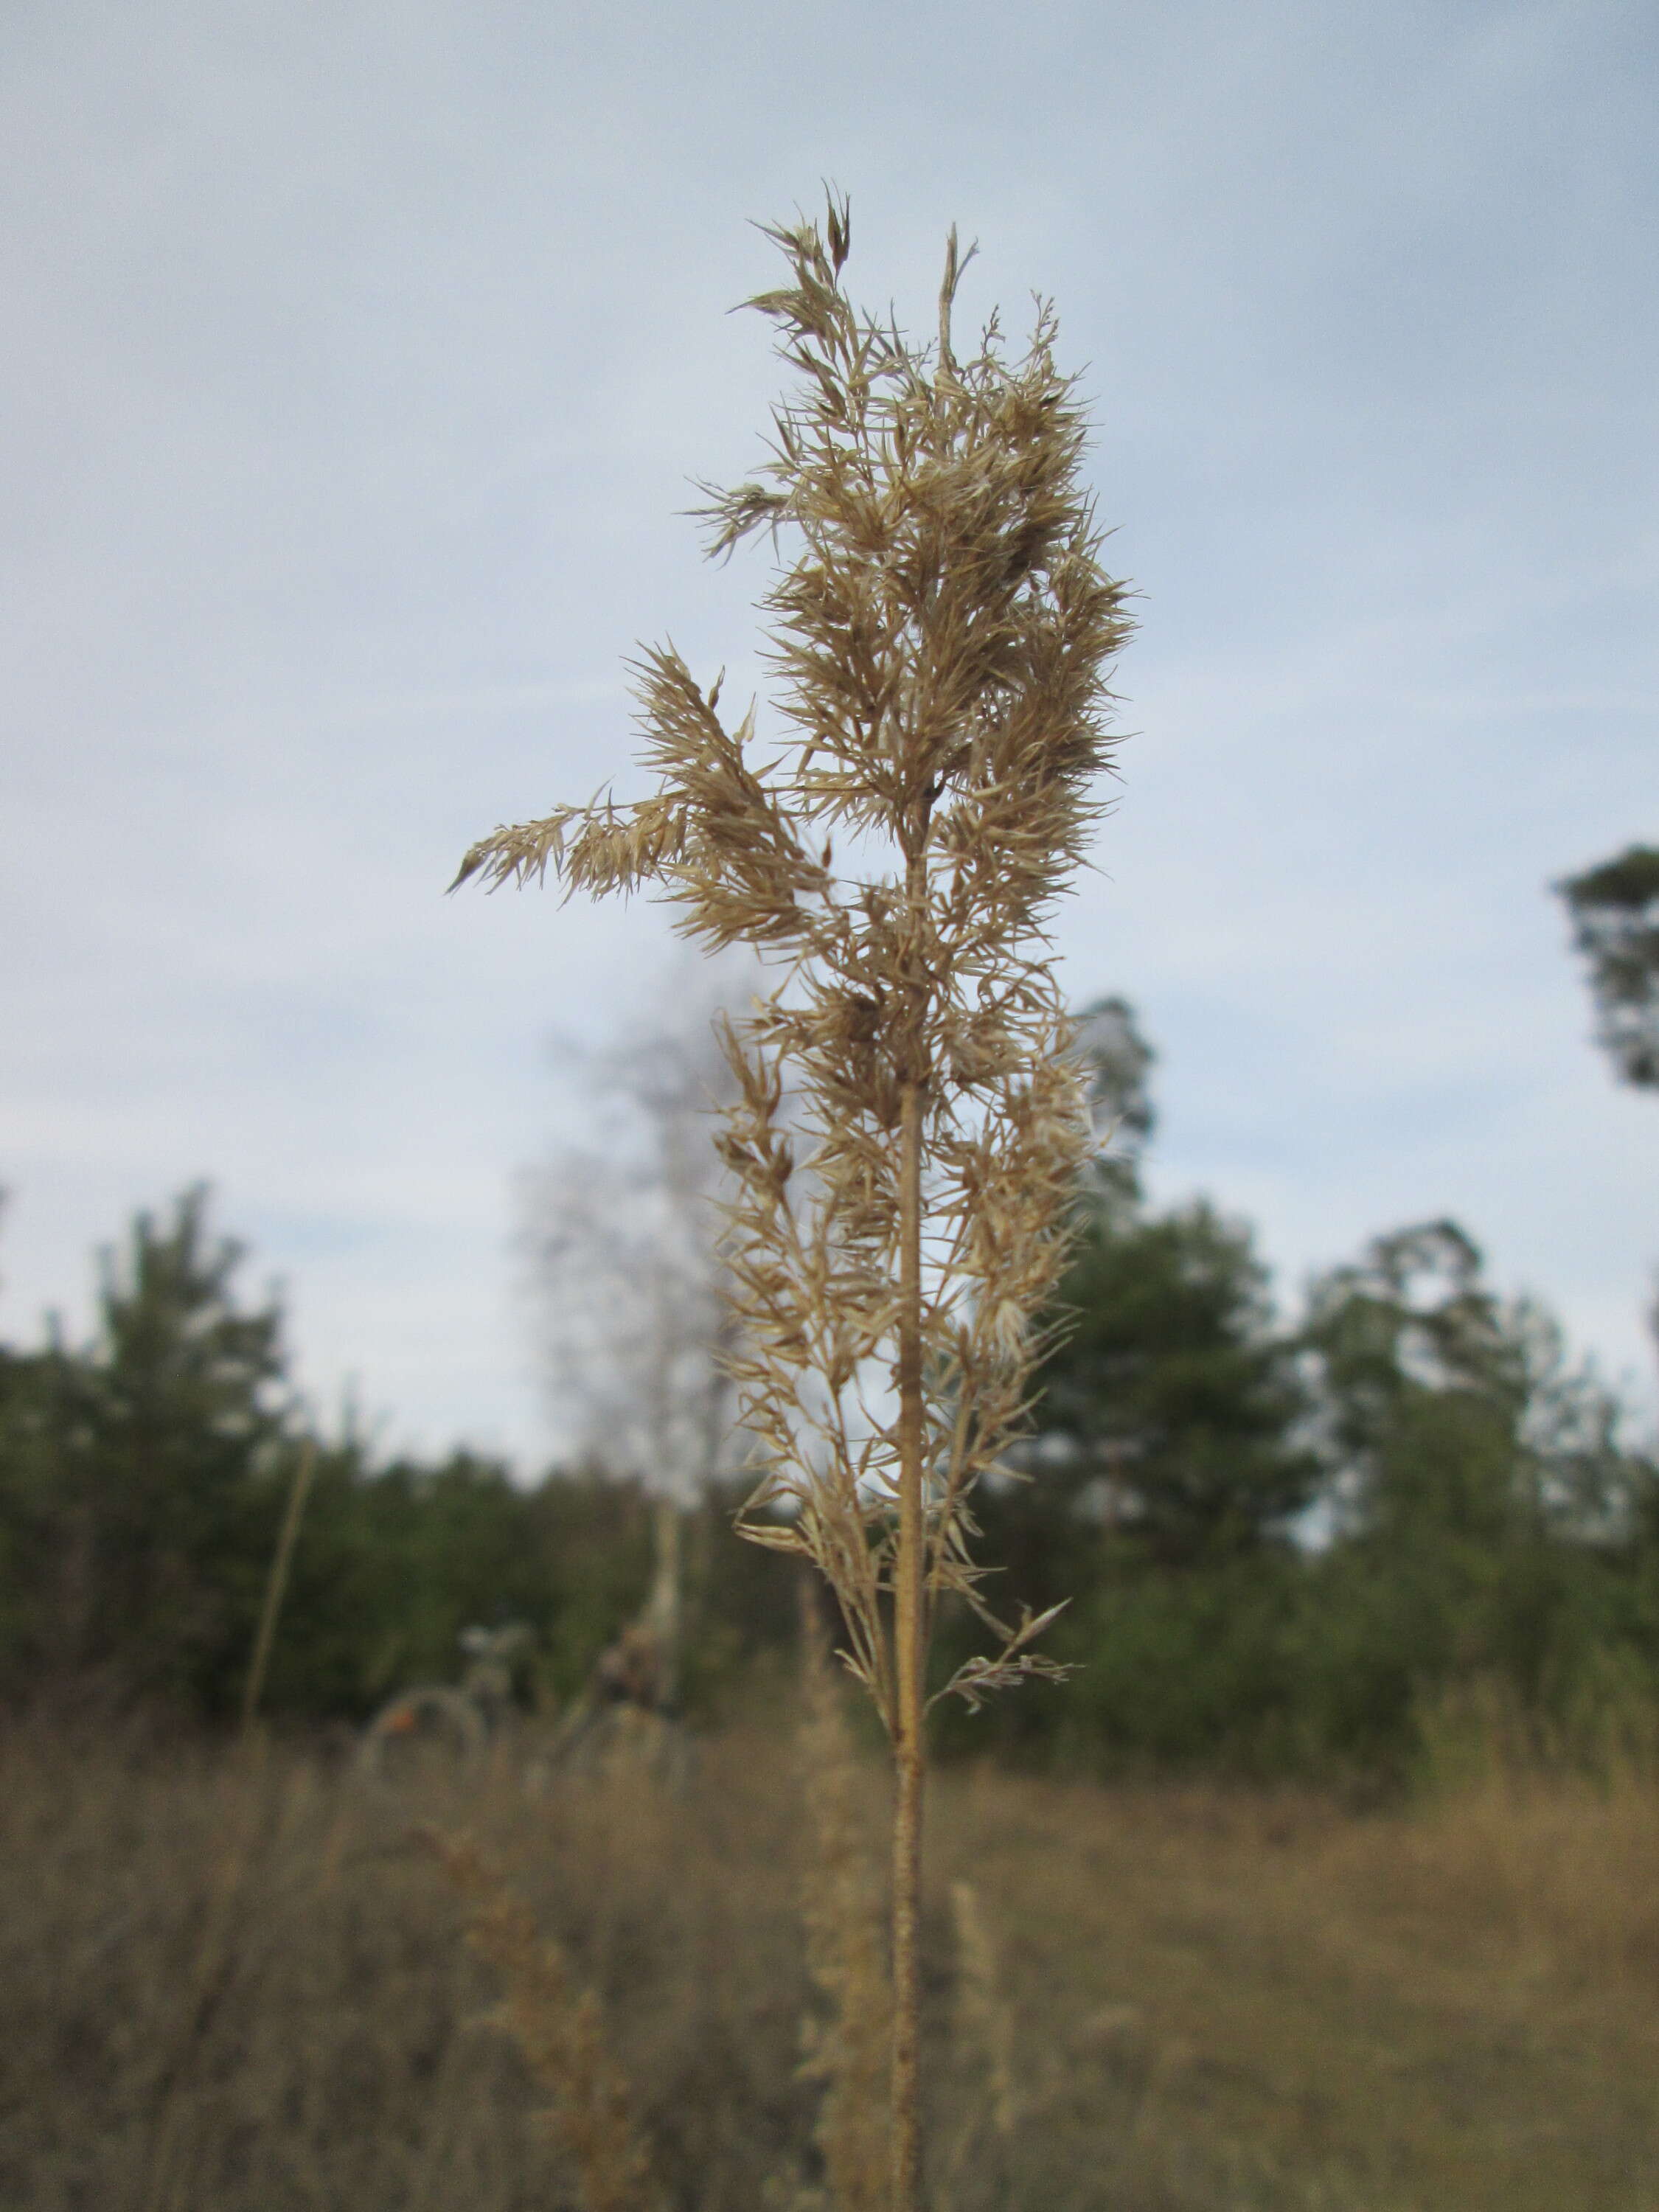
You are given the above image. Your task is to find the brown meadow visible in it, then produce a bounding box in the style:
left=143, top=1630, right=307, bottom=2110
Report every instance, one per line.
left=4, top=1699, right=1657, bottom=2212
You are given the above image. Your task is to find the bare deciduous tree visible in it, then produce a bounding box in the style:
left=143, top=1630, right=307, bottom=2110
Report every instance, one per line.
left=521, top=957, right=755, bottom=1691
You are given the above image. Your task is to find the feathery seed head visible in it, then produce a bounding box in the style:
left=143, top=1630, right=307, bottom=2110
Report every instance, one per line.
left=458, top=192, right=1131, bottom=1730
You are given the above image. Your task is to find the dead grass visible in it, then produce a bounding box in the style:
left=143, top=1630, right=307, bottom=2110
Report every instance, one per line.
left=2, top=1711, right=1656, bottom=2211
left=933, top=1759, right=1659, bottom=2211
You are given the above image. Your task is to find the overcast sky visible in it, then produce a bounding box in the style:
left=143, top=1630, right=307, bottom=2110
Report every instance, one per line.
left=3, top=0, right=1655, bottom=1467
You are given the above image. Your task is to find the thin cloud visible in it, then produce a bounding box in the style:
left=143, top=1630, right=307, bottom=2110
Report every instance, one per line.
left=2, top=0, right=1653, bottom=1458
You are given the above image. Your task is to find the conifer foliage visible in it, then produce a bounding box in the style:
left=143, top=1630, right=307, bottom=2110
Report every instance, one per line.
left=1557, top=844, right=1659, bottom=1092
left=457, top=194, right=1134, bottom=2206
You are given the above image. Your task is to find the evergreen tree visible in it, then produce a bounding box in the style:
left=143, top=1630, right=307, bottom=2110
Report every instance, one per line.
left=0, top=1335, right=94, bottom=1680
left=1003, top=998, right=1315, bottom=1578
left=1030, top=1191, right=1318, bottom=1565
left=931, top=1002, right=1318, bottom=1770
left=77, top=1186, right=289, bottom=1703
left=0, top=1188, right=290, bottom=1708
left=1298, top=1218, right=1657, bottom=1759
left=1557, top=844, right=1659, bottom=1091
left=1301, top=1218, right=1634, bottom=1549
left=1071, top=992, right=1156, bottom=1206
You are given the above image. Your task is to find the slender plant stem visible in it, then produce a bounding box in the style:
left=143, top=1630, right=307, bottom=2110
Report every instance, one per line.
left=240, top=1439, right=316, bottom=1735
left=648, top=1491, right=684, bottom=1710
left=890, top=1061, right=926, bottom=2212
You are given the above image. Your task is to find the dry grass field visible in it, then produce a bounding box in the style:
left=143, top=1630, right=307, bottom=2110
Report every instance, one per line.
left=4, top=1702, right=1658, bottom=2212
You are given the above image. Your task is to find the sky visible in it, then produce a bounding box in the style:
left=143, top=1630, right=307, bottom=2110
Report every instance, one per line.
left=2, top=0, right=1655, bottom=1467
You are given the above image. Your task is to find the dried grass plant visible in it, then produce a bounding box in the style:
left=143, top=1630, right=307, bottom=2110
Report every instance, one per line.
left=947, top=1881, right=1019, bottom=2145
left=930, top=1876, right=1026, bottom=2212
left=456, top=192, right=1133, bottom=2208
left=240, top=1439, right=316, bottom=1736
left=425, top=1831, right=662, bottom=2212
left=10, top=1719, right=1659, bottom=2211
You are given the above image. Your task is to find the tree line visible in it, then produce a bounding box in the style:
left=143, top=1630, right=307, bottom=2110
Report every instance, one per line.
left=0, top=1184, right=796, bottom=1728
left=941, top=995, right=1659, bottom=1781
left=1, top=974, right=1654, bottom=1784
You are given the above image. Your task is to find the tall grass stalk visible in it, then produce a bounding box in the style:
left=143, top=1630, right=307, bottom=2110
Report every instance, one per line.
left=456, top=192, right=1133, bottom=2209
left=150, top=1430, right=320, bottom=2198
left=240, top=1439, right=316, bottom=1736
left=795, top=1582, right=891, bottom=2212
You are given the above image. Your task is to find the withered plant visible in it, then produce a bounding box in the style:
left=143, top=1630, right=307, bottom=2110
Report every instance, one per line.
left=456, top=193, right=1133, bottom=2209
left=425, top=1832, right=662, bottom=2212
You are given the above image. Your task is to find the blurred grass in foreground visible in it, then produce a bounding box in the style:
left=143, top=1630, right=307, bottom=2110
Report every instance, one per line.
left=3, top=1711, right=1657, bottom=2212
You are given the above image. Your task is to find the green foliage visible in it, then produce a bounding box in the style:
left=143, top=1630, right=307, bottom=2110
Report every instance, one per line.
left=0, top=1190, right=288, bottom=1708
left=0, top=1189, right=782, bottom=1724
left=1034, top=1191, right=1318, bottom=1562
left=1557, top=842, right=1659, bottom=1091
left=0, top=1342, right=86, bottom=1674
left=1304, top=1216, right=1643, bottom=1548
left=1051, top=1549, right=1310, bottom=1772
left=935, top=1149, right=1316, bottom=1765
left=936, top=1030, right=1659, bottom=1780
left=2, top=1151, right=1655, bottom=1784
left=1070, top=992, right=1157, bottom=1205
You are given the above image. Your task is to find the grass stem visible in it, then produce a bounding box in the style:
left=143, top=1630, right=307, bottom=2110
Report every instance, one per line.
left=240, top=1439, right=316, bottom=1736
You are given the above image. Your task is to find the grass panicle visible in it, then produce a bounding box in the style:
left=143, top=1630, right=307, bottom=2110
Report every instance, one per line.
left=424, top=1829, right=662, bottom=2212
left=458, top=190, right=1133, bottom=2210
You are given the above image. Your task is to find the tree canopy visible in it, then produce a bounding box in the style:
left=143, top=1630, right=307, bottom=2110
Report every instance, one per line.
left=1557, top=843, right=1659, bottom=1091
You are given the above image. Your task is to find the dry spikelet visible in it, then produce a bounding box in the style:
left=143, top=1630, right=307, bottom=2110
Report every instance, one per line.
left=948, top=1880, right=1019, bottom=2141
left=796, top=1593, right=891, bottom=2212
left=424, top=1829, right=661, bottom=2212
